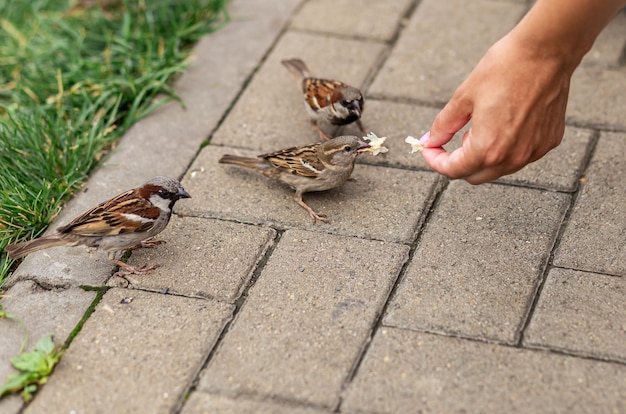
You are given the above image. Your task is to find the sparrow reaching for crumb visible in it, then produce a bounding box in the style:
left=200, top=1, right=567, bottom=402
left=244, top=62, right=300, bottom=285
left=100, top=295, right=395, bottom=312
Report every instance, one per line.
left=219, top=136, right=370, bottom=222
left=5, top=176, right=191, bottom=276
left=282, top=58, right=366, bottom=140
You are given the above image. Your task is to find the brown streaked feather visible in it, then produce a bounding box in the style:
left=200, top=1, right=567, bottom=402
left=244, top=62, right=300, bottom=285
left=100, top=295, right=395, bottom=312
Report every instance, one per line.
left=261, top=144, right=325, bottom=178
left=303, top=78, right=348, bottom=110
left=5, top=235, right=77, bottom=260
left=57, top=189, right=159, bottom=237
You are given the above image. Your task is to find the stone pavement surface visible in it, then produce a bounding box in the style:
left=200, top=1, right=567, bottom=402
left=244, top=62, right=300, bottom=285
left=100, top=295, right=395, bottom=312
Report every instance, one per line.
left=1, top=0, right=625, bottom=412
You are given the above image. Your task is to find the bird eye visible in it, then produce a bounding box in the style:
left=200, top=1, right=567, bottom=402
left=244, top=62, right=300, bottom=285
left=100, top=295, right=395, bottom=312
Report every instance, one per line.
left=341, top=100, right=350, bottom=106
left=344, top=145, right=352, bottom=152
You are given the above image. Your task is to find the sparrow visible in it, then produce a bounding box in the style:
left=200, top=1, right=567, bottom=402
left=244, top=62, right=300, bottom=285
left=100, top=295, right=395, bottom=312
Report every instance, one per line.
left=5, top=176, right=191, bottom=276
left=281, top=58, right=366, bottom=140
left=219, top=135, right=370, bottom=223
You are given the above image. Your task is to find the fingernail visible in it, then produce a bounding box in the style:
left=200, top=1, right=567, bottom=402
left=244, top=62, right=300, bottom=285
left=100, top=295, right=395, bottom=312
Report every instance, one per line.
left=419, top=131, right=430, bottom=145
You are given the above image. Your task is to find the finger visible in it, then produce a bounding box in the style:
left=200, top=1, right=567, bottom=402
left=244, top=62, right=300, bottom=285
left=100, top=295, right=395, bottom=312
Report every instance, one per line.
left=427, top=94, right=472, bottom=148
left=421, top=140, right=483, bottom=180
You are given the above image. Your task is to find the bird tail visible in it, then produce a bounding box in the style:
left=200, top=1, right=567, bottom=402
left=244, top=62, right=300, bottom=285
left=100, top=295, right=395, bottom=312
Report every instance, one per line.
left=281, top=58, right=310, bottom=81
left=219, top=154, right=269, bottom=171
left=5, top=234, right=74, bottom=260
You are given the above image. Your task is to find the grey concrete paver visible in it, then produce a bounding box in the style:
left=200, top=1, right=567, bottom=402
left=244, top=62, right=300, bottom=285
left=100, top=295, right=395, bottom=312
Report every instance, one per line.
left=0, top=281, right=96, bottom=414
left=342, top=327, right=626, bottom=414
left=581, top=11, right=626, bottom=68
left=567, top=67, right=626, bottom=130
left=177, top=145, right=440, bottom=243
left=210, top=31, right=386, bottom=151
left=119, top=216, right=276, bottom=302
left=384, top=181, right=570, bottom=344
left=524, top=268, right=626, bottom=362
left=289, top=0, right=413, bottom=42
left=183, top=392, right=332, bottom=414
left=369, top=0, right=526, bottom=103
left=24, top=288, right=233, bottom=414
left=497, top=127, right=594, bottom=192
left=554, top=131, right=626, bottom=276
left=197, top=230, right=409, bottom=409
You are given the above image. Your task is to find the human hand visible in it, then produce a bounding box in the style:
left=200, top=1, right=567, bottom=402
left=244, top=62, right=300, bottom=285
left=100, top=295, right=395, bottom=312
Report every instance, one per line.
left=420, top=32, right=576, bottom=184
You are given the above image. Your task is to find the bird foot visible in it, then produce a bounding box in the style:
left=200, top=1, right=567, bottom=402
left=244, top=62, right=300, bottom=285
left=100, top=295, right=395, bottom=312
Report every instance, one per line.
left=131, top=238, right=165, bottom=250
left=312, top=123, right=333, bottom=141
left=111, top=259, right=159, bottom=277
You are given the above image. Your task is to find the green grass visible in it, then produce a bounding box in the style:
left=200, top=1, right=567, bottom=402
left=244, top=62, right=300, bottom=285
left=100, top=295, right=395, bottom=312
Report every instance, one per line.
left=0, top=0, right=229, bottom=286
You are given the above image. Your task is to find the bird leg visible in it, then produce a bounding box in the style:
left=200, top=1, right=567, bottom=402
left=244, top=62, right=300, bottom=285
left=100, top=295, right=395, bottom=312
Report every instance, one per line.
left=355, top=119, right=368, bottom=135
left=110, top=258, right=159, bottom=277
left=311, top=122, right=333, bottom=141
left=129, top=238, right=165, bottom=250
left=294, top=192, right=328, bottom=223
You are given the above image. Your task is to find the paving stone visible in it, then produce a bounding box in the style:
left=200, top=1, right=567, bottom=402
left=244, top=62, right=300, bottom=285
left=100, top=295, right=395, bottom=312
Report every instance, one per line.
left=567, top=66, right=626, bottom=130
left=0, top=281, right=95, bottom=412
left=210, top=31, right=386, bottom=151
left=369, top=0, right=525, bottom=103
left=197, top=230, right=409, bottom=408
left=497, top=127, right=595, bottom=192
left=289, top=0, right=413, bottom=41
left=581, top=11, right=626, bottom=68
left=119, top=216, right=276, bottom=302
left=342, top=328, right=626, bottom=413
left=524, top=268, right=626, bottom=362
left=384, top=181, right=570, bottom=344
left=553, top=132, right=626, bottom=276
left=0, top=396, right=22, bottom=414
left=177, top=146, right=440, bottom=243
left=24, top=289, right=233, bottom=414
left=182, top=392, right=331, bottom=414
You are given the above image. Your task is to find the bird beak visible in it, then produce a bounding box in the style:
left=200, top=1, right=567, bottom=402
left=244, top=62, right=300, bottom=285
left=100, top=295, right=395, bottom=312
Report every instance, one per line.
left=351, top=101, right=361, bottom=116
left=179, top=188, right=191, bottom=199
left=356, top=140, right=371, bottom=154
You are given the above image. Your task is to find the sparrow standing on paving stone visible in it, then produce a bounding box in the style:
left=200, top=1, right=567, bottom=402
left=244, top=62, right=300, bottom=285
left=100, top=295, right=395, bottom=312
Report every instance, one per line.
left=5, top=176, right=190, bottom=276
left=219, top=136, right=370, bottom=223
left=282, top=58, right=366, bottom=140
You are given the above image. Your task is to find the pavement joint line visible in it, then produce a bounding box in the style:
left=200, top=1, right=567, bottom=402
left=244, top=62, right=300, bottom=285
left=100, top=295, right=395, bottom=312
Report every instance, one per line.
left=337, top=177, right=450, bottom=409
left=355, top=0, right=425, bottom=97
left=8, top=276, right=73, bottom=292
left=189, top=387, right=335, bottom=414
left=286, top=27, right=389, bottom=46
left=541, top=127, right=601, bottom=264
left=365, top=93, right=448, bottom=109
left=381, top=323, right=626, bottom=366
left=180, top=5, right=298, bottom=180
left=515, top=204, right=572, bottom=347
left=63, top=287, right=107, bottom=349
left=173, top=229, right=284, bottom=414
left=550, top=265, right=625, bottom=279
left=178, top=208, right=420, bottom=245
left=499, top=157, right=586, bottom=347
left=564, top=118, right=626, bottom=133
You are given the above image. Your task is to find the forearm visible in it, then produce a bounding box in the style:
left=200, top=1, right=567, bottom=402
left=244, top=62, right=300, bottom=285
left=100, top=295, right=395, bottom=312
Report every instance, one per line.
left=511, top=0, right=626, bottom=66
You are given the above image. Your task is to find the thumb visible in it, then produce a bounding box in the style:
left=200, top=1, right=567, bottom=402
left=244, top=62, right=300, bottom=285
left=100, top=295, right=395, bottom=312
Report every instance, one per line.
left=425, top=96, right=472, bottom=148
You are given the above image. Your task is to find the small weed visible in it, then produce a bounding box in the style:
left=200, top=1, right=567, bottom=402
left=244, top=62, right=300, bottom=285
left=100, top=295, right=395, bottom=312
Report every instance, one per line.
left=0, top=334, right=63, bottom=402
left=0, top=303, right=62, bottom=402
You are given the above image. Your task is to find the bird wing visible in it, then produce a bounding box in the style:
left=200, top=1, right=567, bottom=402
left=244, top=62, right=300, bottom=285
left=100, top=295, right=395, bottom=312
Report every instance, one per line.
left=57, top=189, right=160, bottom=237
left=262, top=145, right=325, bottom=178
left=303, top=78, right=347, bottom=110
